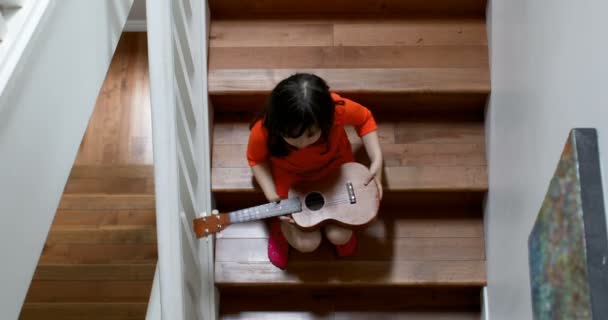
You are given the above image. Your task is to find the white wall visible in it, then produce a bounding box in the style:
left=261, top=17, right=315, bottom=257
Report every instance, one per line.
left=0, top=1, right=132, bottom=319
left=487, top=0, right=608, bottom=319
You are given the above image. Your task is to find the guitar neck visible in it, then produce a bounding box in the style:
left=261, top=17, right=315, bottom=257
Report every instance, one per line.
left=228, top=198, right=302, bottom=223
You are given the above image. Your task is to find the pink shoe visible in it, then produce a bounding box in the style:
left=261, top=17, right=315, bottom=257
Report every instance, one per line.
left=336, top=232, right=357, bottom=257
left=268, top=218, right=289, bottom=269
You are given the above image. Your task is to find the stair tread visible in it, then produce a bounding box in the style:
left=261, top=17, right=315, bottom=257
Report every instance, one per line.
left=53, top=209, right=156, bottom=226
left=209, top=19, right=489, bottom=101
left=215, top=209, right=485, bottom=286
left=33, top=264, right=156, bottom=281
left=25, top=281, right=152, bottom=303
left=46, top=225, right=157, bottom=245
left=20, top=303, right=147, bottom=320
left=212, top=120, right=487, bottom=194
left=58, top=194, right=155, bottom=210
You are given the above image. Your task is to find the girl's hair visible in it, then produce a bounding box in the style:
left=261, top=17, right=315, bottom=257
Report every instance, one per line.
left=254, top=73, right=341, bottom=157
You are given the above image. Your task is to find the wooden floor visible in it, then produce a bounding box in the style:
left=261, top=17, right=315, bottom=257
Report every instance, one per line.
left=75, top=32, right=153, bottom=166
left=20, top=33, right=155, bottom=320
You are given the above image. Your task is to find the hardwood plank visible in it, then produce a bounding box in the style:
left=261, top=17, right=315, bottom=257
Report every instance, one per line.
left=222, top=312, right=331, bottom=320
left=75, top=32, right=153, bottom=166
left=40, top=243, right=157, bottom=264
left=333, top=20, right=487, bottom=46
left=64, top=177, right=154, bottom=194
left=25, top=281, right=152, bottom=303
left=33, top=264, right=156, bottom=281
left=210, top=21, right=334, bottom=47
left=52, top=210, right=156, bottom=226
left=394, top=121, right=484, bottom=144
left=210, top=46, right=488, bottom=69
left=383, top=166, right=487, bottom=191
left=58, top=195, right=155, bottom=210
left=69, top=165, right=154, bottom=178
left=46, top=226, right=157, bottom=245
left=216, top=237, right=484, bottom=262
left=20, top=303, right=147, bottom=320
left=208, top=0, right=487, bottom=18
left=209, top=68, right=490, bottom=95
left=215, top=260, right=486, bottom=286
left=212, top=166, right=487, bottom=192
left=217, top=209, right=483, bottom=239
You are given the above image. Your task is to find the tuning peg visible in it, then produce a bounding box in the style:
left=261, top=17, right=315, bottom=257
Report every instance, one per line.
left=212, top=209, right=219, bottom=215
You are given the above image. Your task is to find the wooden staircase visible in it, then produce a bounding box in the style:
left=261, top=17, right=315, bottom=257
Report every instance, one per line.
left=209, top=1, right=489, bottom=319
left=19, top=166, right=156, bottom=320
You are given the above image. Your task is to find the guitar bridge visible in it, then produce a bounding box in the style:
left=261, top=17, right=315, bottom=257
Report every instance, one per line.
left=346, top=182, right=356, bottom=204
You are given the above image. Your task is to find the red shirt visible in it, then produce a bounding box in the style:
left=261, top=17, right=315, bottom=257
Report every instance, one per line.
left=247, top=93, right=377, bottom=198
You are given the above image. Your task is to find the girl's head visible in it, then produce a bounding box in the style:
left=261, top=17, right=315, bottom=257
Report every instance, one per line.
left=261, top=73, right=336, bottom=156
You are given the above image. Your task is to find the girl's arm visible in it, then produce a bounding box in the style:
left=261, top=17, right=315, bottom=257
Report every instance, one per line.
left=251, top=162, right=281, bottom=202
left=362, top=131, right=383, bottom=199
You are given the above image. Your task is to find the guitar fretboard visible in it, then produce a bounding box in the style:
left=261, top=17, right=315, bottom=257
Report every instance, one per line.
left=228, top=198, right=302, bottom=223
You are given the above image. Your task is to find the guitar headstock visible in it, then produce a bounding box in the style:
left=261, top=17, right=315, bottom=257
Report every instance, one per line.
left=193, top=213, right=230, bottom=238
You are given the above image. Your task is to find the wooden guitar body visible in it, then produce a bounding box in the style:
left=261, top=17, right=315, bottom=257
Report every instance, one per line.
left=289, top=162, right=379, bottom=231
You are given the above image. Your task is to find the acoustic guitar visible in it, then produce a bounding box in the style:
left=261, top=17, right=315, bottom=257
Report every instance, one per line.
left=193, top=162, right=379, bottom=239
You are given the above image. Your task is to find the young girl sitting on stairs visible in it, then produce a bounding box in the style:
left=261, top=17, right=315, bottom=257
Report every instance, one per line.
left=247, top=73, right=383, bottom=269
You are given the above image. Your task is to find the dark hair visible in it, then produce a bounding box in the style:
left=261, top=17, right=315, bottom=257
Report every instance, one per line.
left=254, top=73, right=338, bottom=157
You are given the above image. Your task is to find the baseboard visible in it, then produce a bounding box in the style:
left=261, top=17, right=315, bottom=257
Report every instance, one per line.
left=124, top=19, right=146, bottom=32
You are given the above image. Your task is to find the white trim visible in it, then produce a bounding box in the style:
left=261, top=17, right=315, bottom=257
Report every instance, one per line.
left=146, top=266, right=161, bottom=320
left=124, top=19, right=146, bottom=31
left=482, top=286, right=490, bottom=320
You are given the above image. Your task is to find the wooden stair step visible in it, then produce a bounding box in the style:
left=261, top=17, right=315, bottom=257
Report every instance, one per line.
left=58, top=194, right=155, bottom=210
left=212, top=119, right=487, bottom=197
left=33, top=264, right=156, bottom=281
left=64, top=165, right=155, bottom=194
left=24, top=281, right=152, bottom=303
left=46, top=225, right=156, bottom=245
left=209, top=19, right=489, bottom=113
left=40, top=242, right=157, bottom=264
left=20, top=303, right=147, bottom=320
left=209, top=1, right=488, bottom=19
left=52, top=209, right=156, bottom=226
left=215, top=208, right=485, bottom=286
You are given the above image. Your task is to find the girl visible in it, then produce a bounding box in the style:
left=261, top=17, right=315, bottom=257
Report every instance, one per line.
left=247, top=73, right=383, bottom=269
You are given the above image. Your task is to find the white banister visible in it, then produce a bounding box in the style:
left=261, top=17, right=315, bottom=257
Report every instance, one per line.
left=146, top=0, right=216, bottom=319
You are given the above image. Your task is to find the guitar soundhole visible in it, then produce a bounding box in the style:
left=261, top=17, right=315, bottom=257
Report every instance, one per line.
left=304, top=192, right=325, bottom=211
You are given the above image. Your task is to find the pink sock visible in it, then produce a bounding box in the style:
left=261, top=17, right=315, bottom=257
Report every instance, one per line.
left=268, top=218, right=289, bottom=269
left=335, top=232, right=357, bottom=257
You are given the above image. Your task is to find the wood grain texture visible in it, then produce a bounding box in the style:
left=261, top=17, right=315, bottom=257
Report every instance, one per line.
left=39, top=243, right=157, bottom=264
left=24, top=281, right=152, bottom=303
left=216, top=260, right=486, bottom=286
left=46, top=226, right=156, bottom=245
left=75, top=33, right=152, bottom=166
left=19, top=303, right=147, bottom=320
left=58, top=195, right=155, bottom=210
left=209, top=68, right=490, bottom=94
left=208, top=0, right=487, bottom=19
left=32, top=264, right=156, bottom=281
left=333, top=20, right=487, bottom=46
left=211, top=21, right=333, bottom=47
left=52, top=210, right=156, bottom=226
left=210, top=46, right=488, bottom=69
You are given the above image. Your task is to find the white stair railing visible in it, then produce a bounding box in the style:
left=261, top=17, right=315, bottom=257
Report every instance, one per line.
left=0, top=0, right=24, bottom=40
left=146, top=0, right=216, bottom=319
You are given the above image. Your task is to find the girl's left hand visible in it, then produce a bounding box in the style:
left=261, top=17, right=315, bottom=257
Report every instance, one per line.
left=365, top=161, right=383, bottom=200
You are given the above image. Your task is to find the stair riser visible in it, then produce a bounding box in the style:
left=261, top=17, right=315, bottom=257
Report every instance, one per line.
left=209, top=0, right=488, bottom=19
